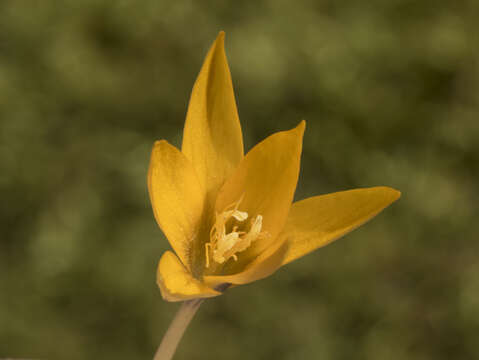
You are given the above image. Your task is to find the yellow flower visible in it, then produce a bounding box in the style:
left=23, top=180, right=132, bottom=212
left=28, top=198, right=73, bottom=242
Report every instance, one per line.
left=148, top=32, right=400, bottom=302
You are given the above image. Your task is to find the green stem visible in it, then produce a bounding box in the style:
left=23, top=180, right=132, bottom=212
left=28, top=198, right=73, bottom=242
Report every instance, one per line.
left=153, top=298, right=204, bottom=360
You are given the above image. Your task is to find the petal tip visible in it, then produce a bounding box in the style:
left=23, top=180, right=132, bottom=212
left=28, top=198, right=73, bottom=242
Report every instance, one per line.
left=214, top=31, right=226, bottom=51
left=381, top=186, right=401, bottom=202
left=152, top=139, right=180, bottom=154
left=153, top=139, right=167, bottom=148
left=296, top=120, right=306, bottom=134
left=391, top=188, right=401, bottom=200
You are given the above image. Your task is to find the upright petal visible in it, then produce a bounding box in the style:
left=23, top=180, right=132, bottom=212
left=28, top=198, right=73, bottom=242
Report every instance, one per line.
left=157, top=251, right=221, bottom=302
left=182, top=31, right=244, bottom=203
left=280, top=187, right=401, bottom=265
left=215, top=121, right=305, bottom=270
left=148, top=140, right=206, bottom=270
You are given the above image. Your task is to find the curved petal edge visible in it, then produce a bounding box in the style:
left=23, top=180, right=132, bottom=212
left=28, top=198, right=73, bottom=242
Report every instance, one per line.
left=203, top=238, right=289, bottom=287
left=280, top=186, right=401, bottom=265
left=148, top=140, right=206, bottom=270
left=213, top=121, right=305, bottom=272
left=157, top=251, right=221, bottom=302
left=182, top=31, right=244, bottom=203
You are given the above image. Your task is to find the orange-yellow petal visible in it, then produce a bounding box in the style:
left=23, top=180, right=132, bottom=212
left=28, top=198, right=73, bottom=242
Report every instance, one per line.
left=148, top=140, right=206, bottom=270
left=280, top=186, right=401, bottom=265
left=182, top=31, right=244, bottom=204
left=203, top=239, right=288, bottom=287
left=215, top=121, right=305, bottom=269
left=157, top=251, right=221, bottom=302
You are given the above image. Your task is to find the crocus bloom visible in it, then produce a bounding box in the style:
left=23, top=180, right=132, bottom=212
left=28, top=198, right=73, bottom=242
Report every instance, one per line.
left=148, top=32, right=400, bottom=301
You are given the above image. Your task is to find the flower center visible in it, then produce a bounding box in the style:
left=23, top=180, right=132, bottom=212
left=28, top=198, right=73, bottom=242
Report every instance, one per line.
left=205, top=196, right=268, bottom=268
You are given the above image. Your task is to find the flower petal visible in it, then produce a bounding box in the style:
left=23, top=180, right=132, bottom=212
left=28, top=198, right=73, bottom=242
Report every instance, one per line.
left=157, top=251, right=221, bottom=302
left=182, top=31, right=244, bottom=204
left=148, top=140, right=206, bottom=270
left=203, top=239, right=288, bottom=286
left=280, top=186, right=401, bottom=265
left=214, top=121, right=305, bottom=270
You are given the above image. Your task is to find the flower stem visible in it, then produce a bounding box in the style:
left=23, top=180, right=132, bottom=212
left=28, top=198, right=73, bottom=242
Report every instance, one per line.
left=153, top=298, right=204, bottom=360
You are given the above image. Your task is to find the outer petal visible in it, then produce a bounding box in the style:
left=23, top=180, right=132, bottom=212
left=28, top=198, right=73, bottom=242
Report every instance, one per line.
left=148, top=140, right=206, bottom=270
left=280, top=186, right=401, bottom=265
left=182, top=31, right=244, bottom=203
left=214, top=121, right=305, bottom=271
left=157, top=251, right=221, bottom=302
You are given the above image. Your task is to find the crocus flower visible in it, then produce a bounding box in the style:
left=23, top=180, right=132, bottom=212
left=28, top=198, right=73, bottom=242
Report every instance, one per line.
left=148, top=32, right=400, bottom=302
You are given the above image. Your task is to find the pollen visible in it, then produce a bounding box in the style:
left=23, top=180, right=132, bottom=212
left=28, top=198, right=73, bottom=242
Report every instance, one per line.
left=205, top=196, right=268, bottom=267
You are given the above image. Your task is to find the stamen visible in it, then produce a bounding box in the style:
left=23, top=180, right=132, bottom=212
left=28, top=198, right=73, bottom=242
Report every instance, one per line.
left=205, top=196, right=268, bottom=267
left=231, top=210, right=248, bottom=221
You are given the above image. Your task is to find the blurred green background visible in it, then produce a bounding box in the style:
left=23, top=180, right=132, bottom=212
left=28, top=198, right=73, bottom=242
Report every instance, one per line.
left=1, top=0, right=478, bottom=359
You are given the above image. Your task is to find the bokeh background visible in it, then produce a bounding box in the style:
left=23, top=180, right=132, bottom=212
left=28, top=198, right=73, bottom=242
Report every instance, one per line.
left=1, top=1, right=478, bottom=359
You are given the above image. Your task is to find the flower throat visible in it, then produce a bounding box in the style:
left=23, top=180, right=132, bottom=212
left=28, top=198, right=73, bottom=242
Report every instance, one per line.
left=205, top=196, right=268, bottom=268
